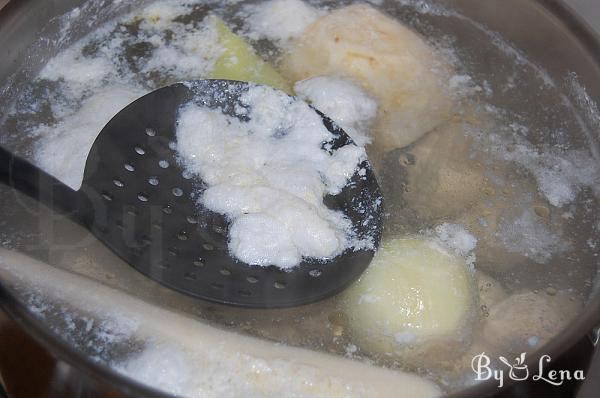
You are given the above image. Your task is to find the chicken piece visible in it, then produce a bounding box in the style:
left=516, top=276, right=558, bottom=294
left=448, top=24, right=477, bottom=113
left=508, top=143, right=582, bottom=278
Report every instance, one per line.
left=482, top=290, right=581, bottom=353
left=395, top=121, right=488, bottom=220
left=455, top=187, right=569, bottom=271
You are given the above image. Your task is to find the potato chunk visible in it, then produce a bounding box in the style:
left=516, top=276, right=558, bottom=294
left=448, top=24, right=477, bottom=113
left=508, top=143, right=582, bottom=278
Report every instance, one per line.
left=210, top=16, right=291, bottom=93
left=342, top=237, right=476, bottom=359
left=396, top=121, right=488, bottom=219
left=281, top=4, right=453, bottom=150
left=483, top=291, right=581, bottom=352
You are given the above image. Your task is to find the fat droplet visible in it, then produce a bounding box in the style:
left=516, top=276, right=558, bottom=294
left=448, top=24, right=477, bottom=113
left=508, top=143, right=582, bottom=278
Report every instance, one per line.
left=482, top=186, right=496, bottom=196
left=545, top=286, right=557, bottom=296
left=534, top=205, right=550, bottom=218
left=480, top=304, right=489, bottom=317
left=332, top=325, right=344, bottom=337
left=328, top=311, right=349, bottom=327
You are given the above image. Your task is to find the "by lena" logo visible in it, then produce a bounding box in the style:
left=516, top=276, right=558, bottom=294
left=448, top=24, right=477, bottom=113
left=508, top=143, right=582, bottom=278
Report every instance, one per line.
left=471, top=352, right=585, bottom=388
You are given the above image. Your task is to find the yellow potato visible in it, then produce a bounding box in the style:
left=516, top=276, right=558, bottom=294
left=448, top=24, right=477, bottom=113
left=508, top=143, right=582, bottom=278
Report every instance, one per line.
left=341, top=237, right=476, bottom=360
left=210, top=16, right=291, bottom=93
left=428, top=274, right=504, bottom=375
left=281, top=4, right=453, bottom=150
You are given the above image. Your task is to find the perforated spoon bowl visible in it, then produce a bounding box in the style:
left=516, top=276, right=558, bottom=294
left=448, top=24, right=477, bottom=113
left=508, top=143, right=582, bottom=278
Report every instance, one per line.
left=0, top=80, right=383, bottom=308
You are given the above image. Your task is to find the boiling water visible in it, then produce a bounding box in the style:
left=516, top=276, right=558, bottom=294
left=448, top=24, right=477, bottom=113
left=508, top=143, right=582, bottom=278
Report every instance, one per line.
left=0, top=0, right=599, bottom=395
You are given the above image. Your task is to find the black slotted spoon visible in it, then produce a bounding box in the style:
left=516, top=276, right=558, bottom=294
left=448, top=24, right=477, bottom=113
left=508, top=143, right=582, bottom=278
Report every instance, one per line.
left=0, top=80, right=383, bottom=308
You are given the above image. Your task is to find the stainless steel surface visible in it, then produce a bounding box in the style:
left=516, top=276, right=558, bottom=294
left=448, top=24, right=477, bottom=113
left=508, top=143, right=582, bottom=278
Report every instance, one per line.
left=569, top=0, right=600, bottom=36
left=577, top=339, right=600, bottom=398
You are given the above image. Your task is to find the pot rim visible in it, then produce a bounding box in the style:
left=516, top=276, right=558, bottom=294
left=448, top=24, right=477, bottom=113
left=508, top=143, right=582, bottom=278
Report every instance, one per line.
left=1, top=0, right=600, bottom=397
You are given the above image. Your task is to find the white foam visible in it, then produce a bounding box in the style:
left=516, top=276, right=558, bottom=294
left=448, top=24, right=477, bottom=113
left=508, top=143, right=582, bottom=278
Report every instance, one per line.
left=31, top=1, right=225, bottom=189
left=294, top=76, right=378, bottom=146
left=136, top=1, right=192, bottom=31
left=433, top=223, right=477, bottom=263
left=503, top=144, right=600, bottom=207
left=245, top=0, right=322, bottom=43
left=139, top=19, right=223, bottom=79
left=448, top=74, right=483, bottom=98
left=498, top=208, right=569, bottom=264
left=40, top=46, right=114, bottom=94
left=115, top=342, right=192, bottom=397
left=176, top=85, right=369, bottom=268
left=34, top=85, right=147, bottom=190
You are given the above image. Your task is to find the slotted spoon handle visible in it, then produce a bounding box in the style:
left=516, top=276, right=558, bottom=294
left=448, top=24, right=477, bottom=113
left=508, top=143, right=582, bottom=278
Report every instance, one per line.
left=0, top=145, right=90, bottom=225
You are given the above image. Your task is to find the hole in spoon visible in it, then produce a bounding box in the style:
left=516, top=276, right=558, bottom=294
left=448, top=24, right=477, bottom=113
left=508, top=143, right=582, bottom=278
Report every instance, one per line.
left=309, top=269, right=322, bottom=278
left=193, top=258, right=204, bottom=267
left=158, top=160, right=169, bottom=169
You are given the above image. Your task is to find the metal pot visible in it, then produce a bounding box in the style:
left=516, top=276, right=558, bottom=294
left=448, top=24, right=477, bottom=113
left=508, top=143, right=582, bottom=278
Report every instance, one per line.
left=0, top=0, right=599, bottom=397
